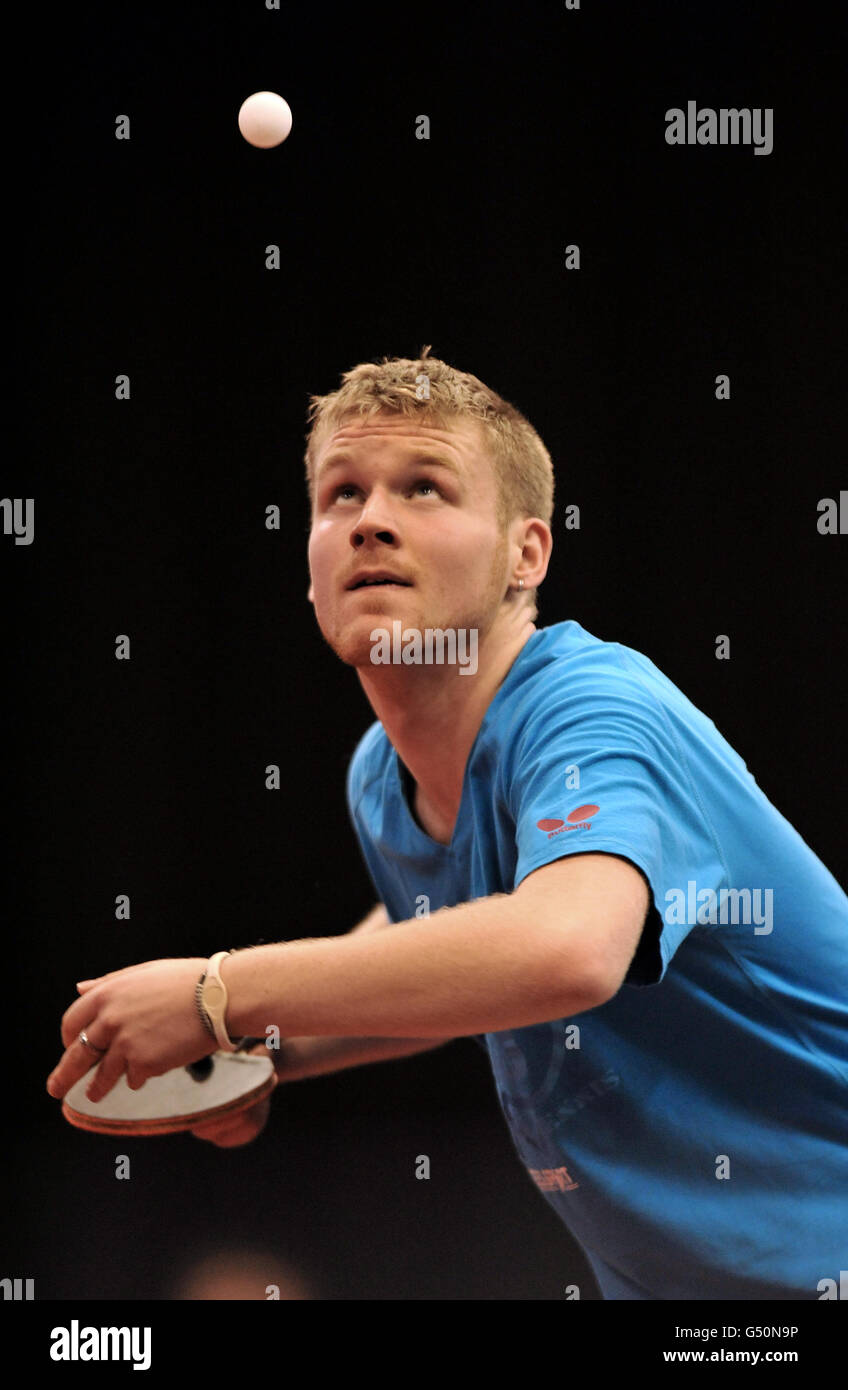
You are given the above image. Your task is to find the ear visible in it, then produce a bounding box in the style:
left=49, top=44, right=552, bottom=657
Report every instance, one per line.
left=307, top=583, right=314, bottom=604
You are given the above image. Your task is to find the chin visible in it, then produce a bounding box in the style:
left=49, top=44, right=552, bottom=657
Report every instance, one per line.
left=318, top=617, right=386, bottom=669
left=337, top=635, right=382, bottom=669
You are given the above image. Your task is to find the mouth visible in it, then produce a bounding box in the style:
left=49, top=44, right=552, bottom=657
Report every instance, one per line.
left=347, top=576, right=412, bottom=591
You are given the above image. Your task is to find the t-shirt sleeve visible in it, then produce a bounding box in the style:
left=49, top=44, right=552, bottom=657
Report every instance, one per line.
left=504, top=658, right=723, bottom=986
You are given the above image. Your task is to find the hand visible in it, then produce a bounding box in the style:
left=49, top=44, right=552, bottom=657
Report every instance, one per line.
left=190, top=1043, right=278, bottom=1147
left=190, top=1092, right=276, bottom=1147
left=46, top=957, right=214, bottom=1103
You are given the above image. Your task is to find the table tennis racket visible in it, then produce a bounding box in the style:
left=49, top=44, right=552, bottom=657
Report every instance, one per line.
left=60, top=1043, right=276, bottom=1136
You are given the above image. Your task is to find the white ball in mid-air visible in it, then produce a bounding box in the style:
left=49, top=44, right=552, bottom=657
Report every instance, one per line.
left=238, top=92, right=293, bottom=148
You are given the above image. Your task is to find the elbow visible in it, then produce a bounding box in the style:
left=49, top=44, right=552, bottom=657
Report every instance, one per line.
left=548, top=947, right=620, bottom=1017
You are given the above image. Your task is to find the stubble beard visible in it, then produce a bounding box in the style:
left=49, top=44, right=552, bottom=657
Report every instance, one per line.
left=320, top=530, right=511, bottom=670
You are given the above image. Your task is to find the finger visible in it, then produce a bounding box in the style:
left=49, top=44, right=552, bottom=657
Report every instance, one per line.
left=61, top=991, right=105, bottom=1050
left=191, top=1098, right=270, bottom=1141
left=190, top=1113, right=250, bottom=1142
left=62, top=961, right=172, bottom=1045
left=47, top=1035, right=104, bottom=1099
left=85, top=1048, right=129, bottom=1103
left=192, top=1115, right=264, bottom=1147
left=190, top=1103, right=257, bottom=1136
left=201, top=1127, right=257, bottom=1149
left=191, top=1118, right=244, bottom=1141
left=72, top=959, right=162, bottom=1001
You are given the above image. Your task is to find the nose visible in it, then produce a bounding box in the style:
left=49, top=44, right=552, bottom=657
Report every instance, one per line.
left=349, top=487, right=400, bottom=550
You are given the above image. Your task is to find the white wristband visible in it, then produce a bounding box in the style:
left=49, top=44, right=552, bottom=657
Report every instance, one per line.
left=198, top=950, right=247, bottom=1052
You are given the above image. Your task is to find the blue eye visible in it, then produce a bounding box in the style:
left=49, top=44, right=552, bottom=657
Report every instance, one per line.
left=330, top=478, right=441, bottom=504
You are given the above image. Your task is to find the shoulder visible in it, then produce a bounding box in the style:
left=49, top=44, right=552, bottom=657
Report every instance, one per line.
left=497, top=623, right=671, bottom=766
left=506, top=622, right=661, bottom=712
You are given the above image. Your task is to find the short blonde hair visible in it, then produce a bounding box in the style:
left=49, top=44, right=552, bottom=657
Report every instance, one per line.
left=304, top=349, right=555, bottom=615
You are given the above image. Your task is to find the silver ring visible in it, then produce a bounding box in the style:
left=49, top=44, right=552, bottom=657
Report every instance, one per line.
left=79, top=1030, right=106, bottom=1055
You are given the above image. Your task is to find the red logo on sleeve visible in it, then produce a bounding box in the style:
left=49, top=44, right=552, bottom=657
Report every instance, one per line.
left=536, top=805, right=600, bottom=838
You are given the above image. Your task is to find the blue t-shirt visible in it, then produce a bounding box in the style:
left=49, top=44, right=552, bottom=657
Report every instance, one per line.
left=345, top=620, right=848, bottom=1300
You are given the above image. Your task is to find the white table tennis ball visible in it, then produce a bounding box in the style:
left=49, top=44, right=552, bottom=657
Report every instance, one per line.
left=238, top=92, right=293, bottom=148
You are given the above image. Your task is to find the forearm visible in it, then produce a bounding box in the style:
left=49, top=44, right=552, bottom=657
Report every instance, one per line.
left=346, top=900, right=453, bottom=1043
left=271, top=1034, right=451, bottom=1082
left=223, top=891, right=595, bottom=1039
left=269, top=903, right=453, bottom=1079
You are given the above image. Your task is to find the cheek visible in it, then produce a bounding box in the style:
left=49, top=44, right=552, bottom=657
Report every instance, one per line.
left=306, top=563, right=333, bottom=620
left=435, top=524, right=502, bottom=579
left=307, top=528, right=332, bottom=582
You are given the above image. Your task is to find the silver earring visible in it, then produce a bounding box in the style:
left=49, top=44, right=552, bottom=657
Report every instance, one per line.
left=517, top=578, right=524, bottom=591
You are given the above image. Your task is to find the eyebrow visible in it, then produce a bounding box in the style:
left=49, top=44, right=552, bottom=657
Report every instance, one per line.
left=316, top=450, right=463, bottom=483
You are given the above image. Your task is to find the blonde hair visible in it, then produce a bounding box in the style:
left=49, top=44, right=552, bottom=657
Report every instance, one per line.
left=304, top=349, right=555, bottom=615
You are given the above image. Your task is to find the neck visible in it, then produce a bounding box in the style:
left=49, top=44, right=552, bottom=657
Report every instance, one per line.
left=356, top=606, right=537, bottom=843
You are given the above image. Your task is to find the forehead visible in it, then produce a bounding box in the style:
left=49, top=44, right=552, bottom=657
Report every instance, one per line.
left=314, top=413, right=489, bottom=478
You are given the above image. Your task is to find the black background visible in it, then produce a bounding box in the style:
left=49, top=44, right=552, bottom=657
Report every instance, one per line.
left=5, top=0, right=845, bottom=1306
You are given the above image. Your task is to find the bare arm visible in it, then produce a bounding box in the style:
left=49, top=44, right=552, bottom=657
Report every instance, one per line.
left=271, top=1032, right=452, bottom=1082
left=221, top=872, right=617, bottom=1042
left=272, top=903, right=454, bottom=1083
left=224, top=854, right=649, bottom=1043
left=190, top=905, right=448, bottom=1144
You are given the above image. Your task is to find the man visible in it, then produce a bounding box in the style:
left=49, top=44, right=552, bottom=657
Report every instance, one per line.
left=48, top=351, right=848, bottom=1301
